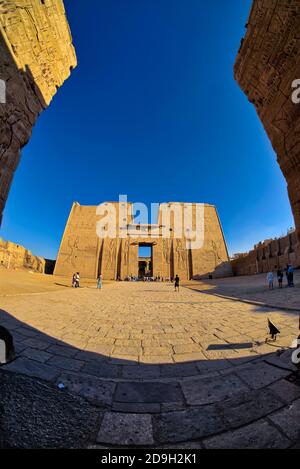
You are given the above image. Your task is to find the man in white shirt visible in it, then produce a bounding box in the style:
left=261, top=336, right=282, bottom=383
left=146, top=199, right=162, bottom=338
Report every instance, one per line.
left=267, top=271, right=274, bottom=290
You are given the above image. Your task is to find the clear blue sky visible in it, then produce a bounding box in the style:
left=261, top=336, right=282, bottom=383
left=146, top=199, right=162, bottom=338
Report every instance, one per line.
left=0, top=0, right=294, bottom=260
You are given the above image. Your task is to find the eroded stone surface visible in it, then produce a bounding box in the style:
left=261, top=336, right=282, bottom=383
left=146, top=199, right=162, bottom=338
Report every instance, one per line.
left=97, top=412, right=154, bottom=446
left=203, top=420, right=291, bottom=449
left=0, top=0, right=76, bottom=221
left=235, top=1, right=300, bottom=256
left=0, top=370, right=100, bottom=449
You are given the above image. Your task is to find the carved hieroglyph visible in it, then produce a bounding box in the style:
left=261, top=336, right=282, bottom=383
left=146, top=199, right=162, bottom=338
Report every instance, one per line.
left=54, top=202, right=231, bottom=280
left=0, top=0, right=76, bottom=222
left=234, top=0, right=300, bottom=254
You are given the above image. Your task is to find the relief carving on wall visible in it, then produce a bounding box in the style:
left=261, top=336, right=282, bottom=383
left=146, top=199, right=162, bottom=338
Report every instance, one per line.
left=106, top=239, right=117, bottom=270
left=175, top=239, right=187, bottom=271
left=62, top=236, right=79, bottom=265
left=163, top=239, right=170, bottom=264
left=211, top=240, right=222, bottom=267
left=123, top=239, right=130, bottom=266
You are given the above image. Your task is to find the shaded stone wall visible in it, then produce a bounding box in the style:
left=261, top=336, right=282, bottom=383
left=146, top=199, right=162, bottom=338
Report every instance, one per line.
left=231, top=231, right=300, bottom=276
left=234, top=0, right=300, bottom=256
left=0, top=238, right=45, bottom=272
left=54, top=202, right=231, bottom=280
left=0, top=0, right=76, bottom=221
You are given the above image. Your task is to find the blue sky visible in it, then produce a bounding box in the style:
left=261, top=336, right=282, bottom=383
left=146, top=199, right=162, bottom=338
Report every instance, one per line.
left=0, top=0, right=294, bottom=260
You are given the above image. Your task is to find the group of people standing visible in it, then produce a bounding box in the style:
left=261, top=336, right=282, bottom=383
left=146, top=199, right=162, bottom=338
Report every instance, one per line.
left=267, top=265, right=295, bottom=290
left=72, top=272, right=80, bottom=288
left=71, top=273, right=103, bottom=289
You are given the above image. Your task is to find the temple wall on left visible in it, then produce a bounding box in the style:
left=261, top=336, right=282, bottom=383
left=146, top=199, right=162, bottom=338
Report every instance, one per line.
left=0, top=0, right=77, bottom=222
left=0, top=238, right=45, bottom=272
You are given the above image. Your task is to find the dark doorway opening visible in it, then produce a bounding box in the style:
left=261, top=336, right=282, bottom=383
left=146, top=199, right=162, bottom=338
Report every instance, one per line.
left=138, top=244, right=153, bottom=278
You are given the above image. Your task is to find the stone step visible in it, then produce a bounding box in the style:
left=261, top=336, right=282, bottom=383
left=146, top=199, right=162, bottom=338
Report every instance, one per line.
left=96, top=384, right=300, bottom=447
left=3, top=353, right=295, bottom=412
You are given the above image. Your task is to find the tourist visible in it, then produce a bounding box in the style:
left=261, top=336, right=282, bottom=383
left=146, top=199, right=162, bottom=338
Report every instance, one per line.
left=97, top=274, right=103, bottom=290
left=174, top=274, right=180, bottom=292
left=277, top=268, right=283, bottom=289
left=288, top=265, right=295, bottom=287
left=75, top=272, right=80, bottom=288
left=72, top=273, right=76, bottom=288
left=285, top=265, right=290, bottom=286
left=267, top=271, right=274, bottom=290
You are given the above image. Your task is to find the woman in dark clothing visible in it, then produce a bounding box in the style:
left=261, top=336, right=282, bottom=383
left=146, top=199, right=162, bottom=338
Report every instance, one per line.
left=277, top=269, right=283, bottom=289
left=174, top=275, right=180, bottom=292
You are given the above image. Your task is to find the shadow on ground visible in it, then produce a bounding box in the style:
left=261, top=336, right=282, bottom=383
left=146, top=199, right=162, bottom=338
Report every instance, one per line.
left=0, top=305, right=299, bottom=449
left=185, top=272, right=300, bottom=315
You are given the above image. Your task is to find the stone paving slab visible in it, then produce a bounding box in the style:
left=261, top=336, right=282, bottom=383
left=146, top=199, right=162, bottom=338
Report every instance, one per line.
left=268, top=379, right=300, bottom=404
left=5, top=357, right=59, bottom=382
left=182, top=373, right=249, bottom=406
left=215, top=388, right=285, bottom=430
left=122, top=365, right=161, bottom=379
left=203, top=420, right=291, bottom=449
left=114, top=382, right=184, bottom=404
left=81, top=361, right=121, bottom=379
left=235, top=361, right=290, bottom=390
left=268, top=398, right=300, bottom=441
left=97, top=413, right=154, bottom=446
left=152, top=406, right=226, bottom=444
left=55, top=372, right=116, bottom=408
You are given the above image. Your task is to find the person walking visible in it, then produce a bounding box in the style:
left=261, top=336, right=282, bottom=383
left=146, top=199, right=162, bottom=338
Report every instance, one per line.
left=286, top=265, right=290, bottom=286
left=75, top=272, right=80, bottom=288
left=174, top=274, right=180, bottom=292
left=97, top=274, right=103, bottom=290
left=277, top=268, right=283, bottom=289
left=288, top=265, right=295, bottom=287
left=267, top=271, right=274, bottom=290
left=72, top=273, right=76, bottom=288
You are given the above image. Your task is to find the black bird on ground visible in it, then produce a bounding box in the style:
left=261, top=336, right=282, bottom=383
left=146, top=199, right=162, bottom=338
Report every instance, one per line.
left=266, top=319, right=281, bottom=342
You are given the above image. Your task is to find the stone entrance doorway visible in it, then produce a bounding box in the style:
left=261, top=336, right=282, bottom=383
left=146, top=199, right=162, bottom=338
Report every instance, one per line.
left=138, top=244, right=153, bottom=278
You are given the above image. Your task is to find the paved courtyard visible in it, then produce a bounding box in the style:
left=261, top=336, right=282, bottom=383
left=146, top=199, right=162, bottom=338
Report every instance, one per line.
left=1, top=278, right=300, bottom=448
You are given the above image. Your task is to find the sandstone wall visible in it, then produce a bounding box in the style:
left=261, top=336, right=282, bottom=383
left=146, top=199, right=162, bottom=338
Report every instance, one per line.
left=234, top=0, right=300, bottom=255
left=0, top=0, right=76, bottom=221
left=0, top=238, right=45, bottom=272
left=231, top=231, right=300, bottom=276
left=54, top=202, right=231, bottom=280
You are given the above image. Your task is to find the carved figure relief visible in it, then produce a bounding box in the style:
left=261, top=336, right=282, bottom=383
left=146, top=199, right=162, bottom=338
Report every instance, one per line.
left=163, top=239, right=170, bottom=264
left=106, top=239, right=116, bottom=270
left=175, top=239, right=187, bottom=271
